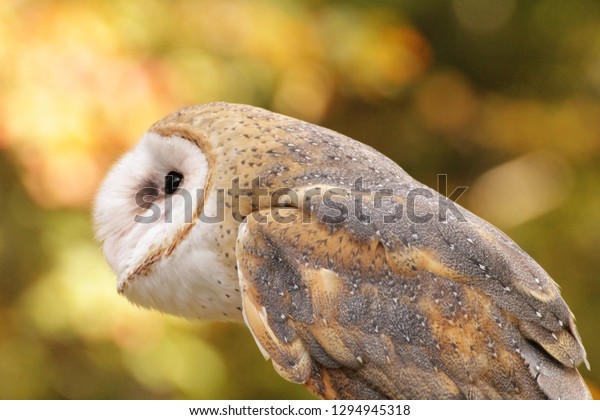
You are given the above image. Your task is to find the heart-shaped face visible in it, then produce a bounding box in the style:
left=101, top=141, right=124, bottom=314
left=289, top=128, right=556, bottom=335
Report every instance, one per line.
left=94, top=129, right=242, bottom=320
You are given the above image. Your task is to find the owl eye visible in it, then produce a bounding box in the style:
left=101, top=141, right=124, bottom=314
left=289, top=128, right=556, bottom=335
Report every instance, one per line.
left=165, top=171, right=183, bottom=195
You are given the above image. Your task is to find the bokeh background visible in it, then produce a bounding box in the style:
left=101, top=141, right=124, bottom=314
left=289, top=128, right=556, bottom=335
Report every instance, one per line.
left=1, top=0, right=599, bottom=399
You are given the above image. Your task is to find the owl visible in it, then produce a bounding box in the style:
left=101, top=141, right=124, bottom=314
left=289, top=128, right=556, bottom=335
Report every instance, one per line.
left=94, top=102, right=591, bottom=399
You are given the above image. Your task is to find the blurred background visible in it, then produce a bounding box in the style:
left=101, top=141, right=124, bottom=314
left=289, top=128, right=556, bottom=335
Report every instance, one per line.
left=0, top=0, right=599, bottom=399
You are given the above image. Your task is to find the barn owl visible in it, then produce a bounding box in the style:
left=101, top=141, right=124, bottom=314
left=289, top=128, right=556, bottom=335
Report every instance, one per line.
left=94, top=102, right=591, bottom=399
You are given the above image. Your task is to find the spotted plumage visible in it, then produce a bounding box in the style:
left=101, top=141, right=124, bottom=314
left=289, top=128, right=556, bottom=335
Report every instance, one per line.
left=94, top=102, right=591, bottom=399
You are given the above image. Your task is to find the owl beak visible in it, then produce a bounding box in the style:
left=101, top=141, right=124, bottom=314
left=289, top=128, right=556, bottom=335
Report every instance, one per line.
left=116, top=274, right=128, bottom=294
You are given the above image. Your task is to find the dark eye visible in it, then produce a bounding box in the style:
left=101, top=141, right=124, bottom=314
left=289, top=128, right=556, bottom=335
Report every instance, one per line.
left=165, top=171, right=183, bottom=195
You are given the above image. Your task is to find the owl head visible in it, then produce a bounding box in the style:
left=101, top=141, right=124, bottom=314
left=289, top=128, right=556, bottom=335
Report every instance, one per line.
left=94, top=105, right=242, bottom=321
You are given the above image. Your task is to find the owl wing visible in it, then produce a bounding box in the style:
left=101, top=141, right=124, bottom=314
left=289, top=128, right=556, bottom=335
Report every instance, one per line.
left=236, top=207, right=591, bottom=399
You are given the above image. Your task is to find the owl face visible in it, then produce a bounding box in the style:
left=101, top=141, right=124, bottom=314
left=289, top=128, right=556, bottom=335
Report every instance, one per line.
left=94, top=131, right=241, bottom=320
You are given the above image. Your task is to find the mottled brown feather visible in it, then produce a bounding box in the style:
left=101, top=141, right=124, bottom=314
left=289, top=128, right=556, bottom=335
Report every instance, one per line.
left=237, top=208, right=590, bottom=399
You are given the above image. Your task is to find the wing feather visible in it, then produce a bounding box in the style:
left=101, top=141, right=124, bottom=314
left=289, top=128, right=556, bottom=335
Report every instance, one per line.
left=236, top=206, right=590, bottom=399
